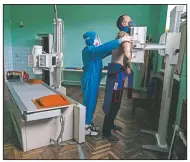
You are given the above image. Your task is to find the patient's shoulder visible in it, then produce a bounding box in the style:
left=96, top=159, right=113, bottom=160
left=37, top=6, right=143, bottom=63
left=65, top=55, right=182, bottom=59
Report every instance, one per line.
left=116, top=31, right=129, bottom=39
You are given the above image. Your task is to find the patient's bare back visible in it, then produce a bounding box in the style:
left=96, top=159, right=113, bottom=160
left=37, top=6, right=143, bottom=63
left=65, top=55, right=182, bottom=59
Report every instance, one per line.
left=111, top=31, right=129, bottom=65
left=111, top=31, right=132, bottom=74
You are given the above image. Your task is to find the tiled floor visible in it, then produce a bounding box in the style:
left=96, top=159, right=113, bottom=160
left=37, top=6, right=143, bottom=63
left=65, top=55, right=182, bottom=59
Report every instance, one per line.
left=3, top=84, right=168, bottom=159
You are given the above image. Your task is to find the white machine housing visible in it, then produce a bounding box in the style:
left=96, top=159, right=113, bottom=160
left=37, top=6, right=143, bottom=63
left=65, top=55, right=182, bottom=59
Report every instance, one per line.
left=7, top=81, right=86, bottom=152
left=130, top=27, right=147, bottom=63
left=39, top=54, right=57, bottom=68
left=130, top=27, right=181, bottom=65
left=28, top=17, right=63, bottom=89
left=28, top=48, right=58, bottom=74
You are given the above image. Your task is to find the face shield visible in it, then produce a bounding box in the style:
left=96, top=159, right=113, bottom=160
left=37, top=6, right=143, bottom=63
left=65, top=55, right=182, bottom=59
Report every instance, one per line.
left=93, top=35, right=102, bottom=46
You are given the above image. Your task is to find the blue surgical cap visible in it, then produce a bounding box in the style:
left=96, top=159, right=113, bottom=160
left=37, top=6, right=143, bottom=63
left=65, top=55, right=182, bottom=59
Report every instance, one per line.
left=83, top=31, right=97, bottom=46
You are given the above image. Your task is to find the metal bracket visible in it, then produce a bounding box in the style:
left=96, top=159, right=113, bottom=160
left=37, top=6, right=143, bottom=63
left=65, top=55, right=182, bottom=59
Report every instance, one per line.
left=141, top=129, right=169, bottom=153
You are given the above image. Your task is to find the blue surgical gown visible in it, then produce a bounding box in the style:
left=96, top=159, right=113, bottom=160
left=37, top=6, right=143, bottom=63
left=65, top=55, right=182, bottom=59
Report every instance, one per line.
left=81, top=40, right=120, bottom=124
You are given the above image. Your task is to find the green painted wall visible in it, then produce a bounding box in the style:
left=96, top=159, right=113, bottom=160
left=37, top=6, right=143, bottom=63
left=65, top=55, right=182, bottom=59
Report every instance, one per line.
left=5, top=4, right=167, bottom=88
left=4, top=5, right=13, bottom=74
left=152, top=5, right=168, bottom=72
left=4, top=5, right=12, bottom=48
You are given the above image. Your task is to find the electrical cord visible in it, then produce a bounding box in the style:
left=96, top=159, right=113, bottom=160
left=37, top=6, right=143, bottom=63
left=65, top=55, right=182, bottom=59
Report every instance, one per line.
left=50, top=115, right=79, bottom=146
left=49, top=115, right=86, bottom=159
left=50, top=115, right=65, bottom=145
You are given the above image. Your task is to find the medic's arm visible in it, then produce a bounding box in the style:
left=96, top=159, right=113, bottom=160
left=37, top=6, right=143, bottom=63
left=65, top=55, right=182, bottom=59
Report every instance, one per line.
left=102, top=52, right=112, bottom=59
left=90, top=40, right=120, bottom=60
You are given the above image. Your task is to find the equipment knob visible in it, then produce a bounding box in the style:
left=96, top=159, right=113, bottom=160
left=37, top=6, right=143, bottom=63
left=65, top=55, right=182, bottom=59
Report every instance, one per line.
left=175, top=49, right=180, bottom=54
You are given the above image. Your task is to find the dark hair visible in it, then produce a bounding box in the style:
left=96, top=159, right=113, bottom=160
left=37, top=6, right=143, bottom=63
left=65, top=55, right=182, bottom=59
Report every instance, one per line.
left=116, top=14, right=128, bottom=29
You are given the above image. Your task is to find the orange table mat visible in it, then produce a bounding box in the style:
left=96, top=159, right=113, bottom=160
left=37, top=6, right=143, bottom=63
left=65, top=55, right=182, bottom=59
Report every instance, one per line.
left=27, top=79, right=44, bottom=85
left=32, top=94, right=72, bottom=109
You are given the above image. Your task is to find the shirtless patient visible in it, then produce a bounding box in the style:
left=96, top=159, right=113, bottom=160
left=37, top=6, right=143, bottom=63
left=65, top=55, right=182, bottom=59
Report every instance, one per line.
left=102, top=15, right=135, bottom=142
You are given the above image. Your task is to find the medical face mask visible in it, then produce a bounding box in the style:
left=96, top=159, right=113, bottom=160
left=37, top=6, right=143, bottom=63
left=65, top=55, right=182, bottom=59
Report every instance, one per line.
left=93, top=35, right=101, bottom=46
left=120, top=20, right=136, bottom=34
left=128, top=20, right=136, bottom=27
left=120, top=26, right=131, bottom=33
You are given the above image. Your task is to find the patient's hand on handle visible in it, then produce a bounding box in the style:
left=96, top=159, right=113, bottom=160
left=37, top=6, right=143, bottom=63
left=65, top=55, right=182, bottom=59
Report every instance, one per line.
left=124, top=59, right=132, bottom=75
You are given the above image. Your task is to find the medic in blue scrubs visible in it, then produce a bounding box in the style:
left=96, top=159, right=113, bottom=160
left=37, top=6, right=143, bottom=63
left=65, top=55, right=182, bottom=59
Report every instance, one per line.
left=81, top=31, right=133, bottom=136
